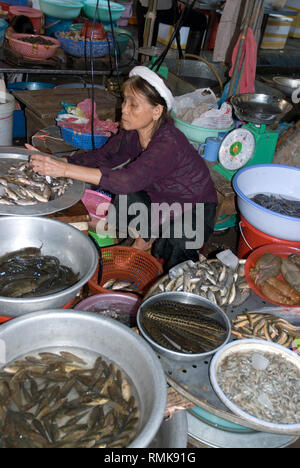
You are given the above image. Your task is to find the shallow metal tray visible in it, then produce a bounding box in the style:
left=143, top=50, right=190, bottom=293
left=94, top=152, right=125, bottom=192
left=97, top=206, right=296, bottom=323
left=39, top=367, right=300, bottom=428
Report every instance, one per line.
left=155, top=292, right=300, bottom=436
left=0, top=147, right=85, bottom=216
left=186, top=411, right=298, bottom=448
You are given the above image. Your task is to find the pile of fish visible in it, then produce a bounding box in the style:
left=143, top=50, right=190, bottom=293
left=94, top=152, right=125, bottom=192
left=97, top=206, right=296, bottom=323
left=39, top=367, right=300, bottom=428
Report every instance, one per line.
left=250, top=252, right=300, bottom=305
left=102, top=278, right=137, bottom=292
left=0, top=161, right=73, bottom=206
left=217, top=350, right=300, bottom=425
left=0, top=247, right=79, bottom=298
left=0, top=351, right=140, bottom=448
left=232, top=313, right=300, bottom=347
left=147, top=255, right=250, bottom=307
left=251, top=193, right=300, bottom=219
left=141, top=299, right=227, bottom=354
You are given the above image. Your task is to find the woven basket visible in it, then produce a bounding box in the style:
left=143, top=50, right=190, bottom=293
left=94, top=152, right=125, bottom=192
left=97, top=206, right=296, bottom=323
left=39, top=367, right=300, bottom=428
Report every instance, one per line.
left=60, top=126, right=108, bottom=150
left=8, top=33, right=60, bottom=60
left=88, top=246, right=163, bottom=296
left=55, top=31, right=113, bottom=57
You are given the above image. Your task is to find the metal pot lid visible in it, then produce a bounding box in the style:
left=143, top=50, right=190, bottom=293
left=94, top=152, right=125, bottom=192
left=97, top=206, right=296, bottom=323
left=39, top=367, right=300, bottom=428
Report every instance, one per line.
left=0, top=147, right=85, bottom=216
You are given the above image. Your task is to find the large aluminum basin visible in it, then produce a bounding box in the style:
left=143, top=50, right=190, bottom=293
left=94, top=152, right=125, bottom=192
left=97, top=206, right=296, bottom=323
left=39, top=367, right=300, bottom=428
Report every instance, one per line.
left=0, top=216, right=98, bottom=316
left=0, top=310, right=167, bottom=448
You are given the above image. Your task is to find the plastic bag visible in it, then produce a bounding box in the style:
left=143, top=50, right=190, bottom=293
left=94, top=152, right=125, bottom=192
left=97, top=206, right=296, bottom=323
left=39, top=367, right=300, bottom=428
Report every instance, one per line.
left=173, top=88, right=218, bottom=113
left=191, top=102, right=234, bottom=129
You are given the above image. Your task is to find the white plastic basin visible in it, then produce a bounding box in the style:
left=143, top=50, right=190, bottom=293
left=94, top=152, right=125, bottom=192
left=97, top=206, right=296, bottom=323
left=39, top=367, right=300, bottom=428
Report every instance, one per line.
left=233, top=164, right=300, bottom=241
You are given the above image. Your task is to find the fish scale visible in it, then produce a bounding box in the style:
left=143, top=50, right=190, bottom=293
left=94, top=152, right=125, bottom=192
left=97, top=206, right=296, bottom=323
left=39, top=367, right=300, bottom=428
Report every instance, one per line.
left=157, top=321, right=220, bottom=353
left=141, top=317, right=180, bottom=352
left=142, top=307, right=225, bottom=334
left=147, top=299, right=214, bottom=316
left=158, top=324, right=206, bottom=354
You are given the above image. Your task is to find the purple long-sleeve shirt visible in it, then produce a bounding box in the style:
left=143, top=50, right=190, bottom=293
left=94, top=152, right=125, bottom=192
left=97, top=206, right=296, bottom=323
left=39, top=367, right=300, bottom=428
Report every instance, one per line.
left=68, top=119, right=218, bottom=206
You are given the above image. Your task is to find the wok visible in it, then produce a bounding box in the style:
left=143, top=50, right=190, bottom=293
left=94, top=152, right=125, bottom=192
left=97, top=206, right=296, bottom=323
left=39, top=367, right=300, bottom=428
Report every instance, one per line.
left=272, top=77, right=300, bottom=98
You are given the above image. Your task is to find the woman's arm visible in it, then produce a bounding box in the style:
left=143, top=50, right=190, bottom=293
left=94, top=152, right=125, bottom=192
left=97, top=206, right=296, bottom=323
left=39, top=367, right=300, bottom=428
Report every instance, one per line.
left=67, top=130, right=139, bottom=170
left=29, top=153, right=102, bottom=185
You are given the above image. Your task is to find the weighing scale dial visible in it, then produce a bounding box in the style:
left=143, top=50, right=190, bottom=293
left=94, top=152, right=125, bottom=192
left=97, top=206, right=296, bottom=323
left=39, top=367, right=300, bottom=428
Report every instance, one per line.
left=218, top=128, right=256, bottom=171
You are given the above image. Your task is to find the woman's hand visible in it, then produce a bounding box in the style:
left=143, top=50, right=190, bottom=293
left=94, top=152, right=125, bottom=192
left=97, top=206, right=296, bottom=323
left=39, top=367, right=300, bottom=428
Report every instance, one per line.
left=26, top=144, right=69, bottom=178
left=25, top=144, right=102, bottom=186
left=30, top=153, right=69, bottom=178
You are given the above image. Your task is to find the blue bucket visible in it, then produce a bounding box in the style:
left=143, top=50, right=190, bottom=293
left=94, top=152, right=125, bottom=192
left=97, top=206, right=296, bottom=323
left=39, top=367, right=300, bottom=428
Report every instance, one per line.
left=45, top=15, right=73, bottom=36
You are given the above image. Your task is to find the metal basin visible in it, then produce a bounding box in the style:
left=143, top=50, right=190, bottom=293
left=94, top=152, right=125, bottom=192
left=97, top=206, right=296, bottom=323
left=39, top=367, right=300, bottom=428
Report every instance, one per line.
left=164, top=58, right=227, bottom=91
left=231, top=93, right=292, bottom=124
left=0, top=216, right=98, bottom=316
left=0, top=310, right=167, bottom=448
left=272, top=76, right=300, bottom=97
left=137, top=292, right=232, bottom=363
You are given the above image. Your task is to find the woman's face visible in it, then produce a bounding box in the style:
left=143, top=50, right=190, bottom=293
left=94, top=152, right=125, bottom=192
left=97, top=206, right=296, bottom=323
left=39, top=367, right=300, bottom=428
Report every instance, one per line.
left=121, top=85, right=162, bottom=133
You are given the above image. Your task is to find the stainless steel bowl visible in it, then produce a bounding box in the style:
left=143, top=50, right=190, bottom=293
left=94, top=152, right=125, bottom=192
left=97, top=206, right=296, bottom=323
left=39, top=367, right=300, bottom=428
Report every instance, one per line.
left=231, top=93, right=293, bottom=124
left=0, top=216, right=98, bottom=316
left=0, top=310, right=167, bottom=447
left=137, top=292, right=232, bottom=363
left=272, top=77, right=300, bottom=97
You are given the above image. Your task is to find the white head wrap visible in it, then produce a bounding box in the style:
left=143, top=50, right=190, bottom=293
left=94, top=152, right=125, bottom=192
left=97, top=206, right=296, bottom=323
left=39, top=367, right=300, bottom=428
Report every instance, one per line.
left=129, top=66, right=174, bottom=111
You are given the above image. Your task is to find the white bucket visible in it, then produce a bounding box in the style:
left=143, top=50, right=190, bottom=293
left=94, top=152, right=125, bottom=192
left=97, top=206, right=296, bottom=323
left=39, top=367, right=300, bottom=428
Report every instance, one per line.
left=0, top=93, right=15, bottom=146
left=260, top=14, right=293, bottom=49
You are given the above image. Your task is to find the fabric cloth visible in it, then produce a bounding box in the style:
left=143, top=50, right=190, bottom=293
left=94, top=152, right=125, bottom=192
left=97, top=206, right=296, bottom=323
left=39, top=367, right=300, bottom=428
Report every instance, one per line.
left=229, top=26, right=257, bottom=94
left=213, top=0, right=263, bottom=63
left=129, top=66, right=175, bottom=110
left=68, top=119, right=218, bottom=208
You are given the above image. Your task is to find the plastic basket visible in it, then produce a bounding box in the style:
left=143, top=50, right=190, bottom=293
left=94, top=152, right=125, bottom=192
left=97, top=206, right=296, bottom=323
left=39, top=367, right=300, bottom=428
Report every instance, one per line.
left=88, top=231, right=115, bottom=248
left=74, top=292, right=141, bottom=327
left=81, top=189, right=111, bottom=219
left=60, top=126, right=108, bottom=149
left=171, top=110, right=234, bottom=146
left=55, top=31, right=112, bottom=57
left=1, top=0, right=28, bottom=5
left=8, top=33, right=60, bottom=60
left=45, top=15, right=73, bottom=36
left=88, top=246, right=163, bottom=296
left=244, top=243, right=300, bottom=307
left=8, top=6, right=43, bottom=33
left=83, top=0, right=125, bottom=23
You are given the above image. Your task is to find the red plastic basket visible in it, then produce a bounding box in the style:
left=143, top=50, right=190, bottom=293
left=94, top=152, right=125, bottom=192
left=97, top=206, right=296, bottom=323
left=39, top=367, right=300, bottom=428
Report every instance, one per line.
left=0, top=297, right=77, bottom=324
left=244, top=243, right=300, bottom=307
left=88, top=246, right=163, bottom=296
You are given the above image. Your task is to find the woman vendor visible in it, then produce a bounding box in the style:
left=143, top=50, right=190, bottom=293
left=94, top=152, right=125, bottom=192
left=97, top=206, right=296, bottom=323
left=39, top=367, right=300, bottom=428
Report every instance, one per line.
left=27, top=66, right=218, bottom=271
